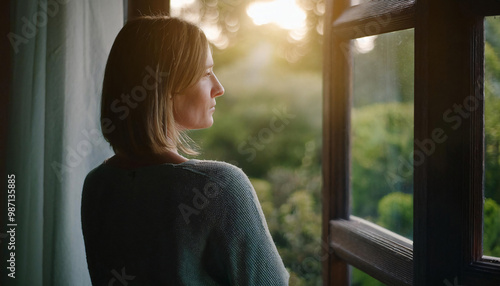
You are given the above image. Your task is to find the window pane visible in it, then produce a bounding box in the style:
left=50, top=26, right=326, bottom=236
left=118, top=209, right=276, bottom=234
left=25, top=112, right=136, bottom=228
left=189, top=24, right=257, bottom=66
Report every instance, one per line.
left=484, top=16, right=500, bottom=258
left=350, top=29, right=414, bottom=239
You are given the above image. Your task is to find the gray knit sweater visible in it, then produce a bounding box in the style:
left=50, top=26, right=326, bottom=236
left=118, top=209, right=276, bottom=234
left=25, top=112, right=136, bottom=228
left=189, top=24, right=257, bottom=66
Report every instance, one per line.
left=81, top=159, right=289, bottom=285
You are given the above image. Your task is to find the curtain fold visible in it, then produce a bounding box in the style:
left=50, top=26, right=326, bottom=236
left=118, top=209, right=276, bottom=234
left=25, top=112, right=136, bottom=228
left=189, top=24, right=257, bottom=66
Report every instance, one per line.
left=5, top=0, right=123, bottom=285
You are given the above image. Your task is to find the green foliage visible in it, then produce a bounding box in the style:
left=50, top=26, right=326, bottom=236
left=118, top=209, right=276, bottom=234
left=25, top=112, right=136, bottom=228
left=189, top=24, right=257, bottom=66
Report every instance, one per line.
left=251, top=165, right=323, bottom=285
left=485, top=91, right=500, bottom=204
left=351, top=103, right=414, bottom=222
left=485, top=42, right=500, bottom=81
left=377, top=192, right=413, bottom=239
left=277, top=189, right=322, bottom=284
left=352, top=267, right=385, bottom=286
left=484, top=198, right=500, bottom=257
left=482, top=15, right=500, bottom=262
left=485, top=17, right=500, bottom=66
left=485, top=17, right=500, bottom=205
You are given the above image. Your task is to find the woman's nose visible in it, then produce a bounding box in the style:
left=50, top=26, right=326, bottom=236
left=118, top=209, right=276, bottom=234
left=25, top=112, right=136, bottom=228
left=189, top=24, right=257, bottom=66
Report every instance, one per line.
left=212, top=75, right=224, bottom=98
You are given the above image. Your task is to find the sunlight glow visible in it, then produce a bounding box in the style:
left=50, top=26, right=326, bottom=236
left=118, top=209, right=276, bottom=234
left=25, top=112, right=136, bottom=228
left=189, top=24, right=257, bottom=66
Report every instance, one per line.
left=289, top=27, right=308, bottom=41
left=354, top=35, right=377, bottom=54
left=170, top=0, right=196, bottom=10
left=202, top=24, right=222, bottom=42
left=246, top=0, right=307, bottom=30
left=201, top=24, right=230, bottom=49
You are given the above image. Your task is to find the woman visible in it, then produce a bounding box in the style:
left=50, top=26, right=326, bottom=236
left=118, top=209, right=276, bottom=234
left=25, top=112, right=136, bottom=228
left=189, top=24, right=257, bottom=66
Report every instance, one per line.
left=81, top=16, right=289, bottom=285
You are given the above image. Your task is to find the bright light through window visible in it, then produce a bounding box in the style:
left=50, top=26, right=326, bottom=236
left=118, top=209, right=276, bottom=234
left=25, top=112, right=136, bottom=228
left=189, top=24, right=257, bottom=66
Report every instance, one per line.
left=354, top=35, right=377, bottom=54
left=246, top=0, right=307, bottom=30
left=170, top=0, right=196, bottom=10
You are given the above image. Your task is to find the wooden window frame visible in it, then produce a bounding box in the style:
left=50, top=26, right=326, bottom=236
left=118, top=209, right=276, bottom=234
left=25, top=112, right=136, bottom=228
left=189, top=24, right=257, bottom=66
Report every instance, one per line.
left=322, top=0, right=500, bottom=285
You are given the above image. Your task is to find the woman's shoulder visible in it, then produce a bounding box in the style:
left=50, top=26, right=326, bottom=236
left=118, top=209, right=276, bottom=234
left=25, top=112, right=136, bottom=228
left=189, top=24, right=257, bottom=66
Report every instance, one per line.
left=186, top=160, right=249, bottom=183
left=181, top=160, right=255, bottom=198
left=187, top=159, right=243, bottom=174
left=83, top=163, right=108, bottom=184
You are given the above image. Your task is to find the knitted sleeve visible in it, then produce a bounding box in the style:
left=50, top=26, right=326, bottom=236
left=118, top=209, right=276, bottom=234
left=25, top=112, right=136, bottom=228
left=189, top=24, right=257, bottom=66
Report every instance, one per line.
left=214, top=164, right=289, bottom=286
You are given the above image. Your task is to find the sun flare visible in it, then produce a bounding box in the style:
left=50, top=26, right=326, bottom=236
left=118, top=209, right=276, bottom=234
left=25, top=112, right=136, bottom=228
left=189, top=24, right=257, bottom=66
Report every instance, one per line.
left=170, top=0, right=196, bottom=10
left=246, top=0, right=307, bottom=31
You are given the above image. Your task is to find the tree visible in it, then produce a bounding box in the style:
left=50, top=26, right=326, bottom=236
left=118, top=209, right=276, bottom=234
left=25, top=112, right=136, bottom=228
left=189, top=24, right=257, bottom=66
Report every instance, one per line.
left=351, top=103, right=414, bottom=220
left=377, top=192, right=413, bottom=239
left=484, top=198, right=500, bottom=257
left=485, top=17, right=500, bottom=205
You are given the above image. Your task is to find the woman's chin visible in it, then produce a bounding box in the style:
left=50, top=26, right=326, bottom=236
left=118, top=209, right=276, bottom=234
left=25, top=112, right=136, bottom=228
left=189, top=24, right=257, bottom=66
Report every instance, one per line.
left=205, top=120, right=214, bottom=129
left=192, top=120, right=214, bottom=130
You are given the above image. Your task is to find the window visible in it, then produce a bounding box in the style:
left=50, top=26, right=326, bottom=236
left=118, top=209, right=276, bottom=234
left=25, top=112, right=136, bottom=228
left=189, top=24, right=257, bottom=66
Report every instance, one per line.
left=484, top=16, right=500, bottom=259
left=351, top=30, right=415, bottom=240
left=323, top=0, right=500, bottom=285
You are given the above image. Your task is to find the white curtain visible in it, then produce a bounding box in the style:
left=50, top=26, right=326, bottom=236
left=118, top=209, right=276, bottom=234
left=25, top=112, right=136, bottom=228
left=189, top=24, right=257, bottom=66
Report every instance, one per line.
left=6, top=0, right=123, bottom=285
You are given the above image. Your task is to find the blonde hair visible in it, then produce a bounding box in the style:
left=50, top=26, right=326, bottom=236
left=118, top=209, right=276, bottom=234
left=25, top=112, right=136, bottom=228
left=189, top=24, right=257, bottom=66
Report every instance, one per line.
left=101, top=16, right=208, bottom=157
